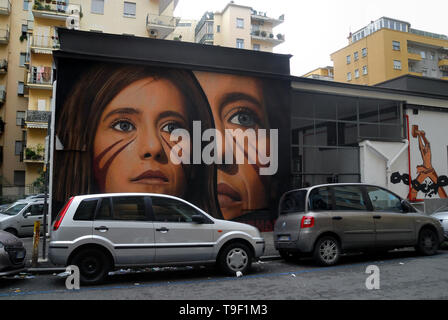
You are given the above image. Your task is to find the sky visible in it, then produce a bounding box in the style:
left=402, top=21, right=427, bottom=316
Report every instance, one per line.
left=174, top=0, right=448, bottom=76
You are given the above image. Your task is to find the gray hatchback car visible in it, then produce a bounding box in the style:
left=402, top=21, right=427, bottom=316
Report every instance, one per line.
left=49, top=193, right=265, bottom=284
left=274, top=184, right=444, bottom=266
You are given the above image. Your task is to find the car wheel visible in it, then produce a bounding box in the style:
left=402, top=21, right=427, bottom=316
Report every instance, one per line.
left=279, top=250, right=300, bottom=262
left=71, top=248, right=111, bottom=285
left=416, top=228, right=439, bottom=256
left=218, top=242, right=253, bottom=276
left=313, top=236, right=341, bottom=266
left=4, top=228, right=18, bottom=237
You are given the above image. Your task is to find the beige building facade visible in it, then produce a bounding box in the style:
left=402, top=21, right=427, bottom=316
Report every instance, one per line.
left=1, top=0, right=179, bottom=200
left=194, top=2, right=285, bottom=52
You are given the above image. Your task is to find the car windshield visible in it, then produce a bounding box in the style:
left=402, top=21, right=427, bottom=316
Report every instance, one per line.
left=2, top=203, right=27, bottom=216
left=280, top=190, right=307, bottom=214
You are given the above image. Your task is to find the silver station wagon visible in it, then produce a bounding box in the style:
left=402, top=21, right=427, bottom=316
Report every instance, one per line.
left=49, top=193, right=265, bottom=284
left=274, top=184, right=444, bottom=266
left=0, top=200, right=47, bottom=237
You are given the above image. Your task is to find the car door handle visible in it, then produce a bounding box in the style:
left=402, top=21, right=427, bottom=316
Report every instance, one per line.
left=373, top=215, right=382, bottom=219
left=332, top=216, right=343, bottom=221
left=95, top=226, right=109, bottom=232
left=156, top=227, right=169, bottom=233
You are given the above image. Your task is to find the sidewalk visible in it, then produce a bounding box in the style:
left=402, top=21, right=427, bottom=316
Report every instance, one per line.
left=22, top=232, right=280, bottom=274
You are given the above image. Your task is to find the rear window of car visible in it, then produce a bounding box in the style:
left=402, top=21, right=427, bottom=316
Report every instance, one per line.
left=73, top=199, right=98, bottom=221
left=280, top=190, right=307, bottom=214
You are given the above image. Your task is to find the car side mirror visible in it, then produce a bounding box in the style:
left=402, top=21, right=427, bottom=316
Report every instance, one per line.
left=401, top=200, right=412, bottom=213
left=192, top=215, right=206, bottom=224
left=23, top=212, right=31, bottom=218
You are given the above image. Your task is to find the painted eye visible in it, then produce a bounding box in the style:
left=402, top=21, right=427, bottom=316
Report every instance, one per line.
left=229, top=110, right=257, bottom=127
left=112, top=120, right=135, bottom=132
left=161, top=122, right=182, bottom=133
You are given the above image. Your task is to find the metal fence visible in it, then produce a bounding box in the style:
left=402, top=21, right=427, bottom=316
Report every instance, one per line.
left=0, top=184, right=45, bottom=204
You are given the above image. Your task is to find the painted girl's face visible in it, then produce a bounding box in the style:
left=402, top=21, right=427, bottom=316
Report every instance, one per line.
left=194, top=72, right=271, bottom=220
left=93, top=78, right=189, bottom=196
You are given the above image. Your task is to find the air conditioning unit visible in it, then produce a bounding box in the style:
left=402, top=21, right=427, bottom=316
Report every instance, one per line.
left=149, top=29, right=158, bottom=38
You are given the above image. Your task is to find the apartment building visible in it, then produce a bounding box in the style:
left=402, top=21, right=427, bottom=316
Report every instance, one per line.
left=1, top=0, right=179, bottom=200
left=194, top=2, right=285, bottom=52
left=302, top=66, right=334, bottom=81
left=331, top=17, right=448, bottom=85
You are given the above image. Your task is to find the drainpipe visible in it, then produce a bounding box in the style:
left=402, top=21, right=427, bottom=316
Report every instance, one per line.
left=364, top=140, right=409, bottom=188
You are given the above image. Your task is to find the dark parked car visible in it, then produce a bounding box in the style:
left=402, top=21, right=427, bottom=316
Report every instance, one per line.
left=274, top=184, right=445, bottom=266
left=0, top=230, right=27, bottom=276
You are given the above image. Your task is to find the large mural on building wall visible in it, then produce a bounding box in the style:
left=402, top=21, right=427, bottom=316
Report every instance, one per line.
left=53, top=60, right=290, bottom=231
left=391, top=109, right=448, bottom=200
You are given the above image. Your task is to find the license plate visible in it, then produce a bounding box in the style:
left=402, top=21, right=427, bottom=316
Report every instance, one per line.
left=278, top=235, right=290, bottom=241
left=16, top=251, right=25, bottom=259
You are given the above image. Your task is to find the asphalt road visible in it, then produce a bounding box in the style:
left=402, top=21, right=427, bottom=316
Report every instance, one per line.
left=1, top=249, right=447, bottom=300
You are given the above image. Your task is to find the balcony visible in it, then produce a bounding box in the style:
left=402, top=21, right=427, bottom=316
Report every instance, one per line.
left=0, top=86, right=5, bottom=104
left=146, top=13, right=178, bottom=39
left=0, top=0, right=11, bottom=15
left=407, top=52, right=422, bottom=61
left=30, top=34, right=59, bottom=54
left=251, top=11, right=284, bottom=27
left=0, top=59, right=7, bottom=74
left=0, top=28, right=9, bottom=44
left=24, top=144, right=45, bottom=163
left=438, top=58, right=448, bottom=71
left=26, top=66, right=53, bottom=90
left=251, top=31, right=285, bottom=46
left=25, top=110, right=51, bottom=129
left=32, top=1, right=81, bottom=22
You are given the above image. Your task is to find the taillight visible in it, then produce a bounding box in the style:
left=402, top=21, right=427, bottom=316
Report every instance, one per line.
left=300, top=216, right=315, bottom=228
left=53, top=197, right=74, bottom=231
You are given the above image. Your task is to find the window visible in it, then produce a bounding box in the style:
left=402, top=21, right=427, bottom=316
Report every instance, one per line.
left=347, top=72, right=352, bottom=81
left=253, top=44, right=260, bottom=51
left=14, top=171, right=25, bottom=186
left=236, top=18, right=244, bottom=29
left=16, top=111, right=25, bottom=126
left=346, top=55, right=351, bottom=64
left=355, top=69, right=360, bottom=78
left=236, top=38, right=244, bottom=49
left=123, top=2, right=136, bottom=17
left=362, top=65, right=368, bottom=75
left=18, top=81, right=24, bottom=95
left=151, top=197, right=201, bottom=223
left=15, top=141, right=23, bottom=156
left=420, top=51, right=426, bottom=59
left=366, top=187, right=403, bottom=213
left=393, top=60, right=402, bottom=70
left=19, top=53, right=27, bottom=67
left=26, top=204, right=45, bottom=216
left=96, top=196, right=147, bottom=221
left=392, top=40, right=401, bottom=51
left=217, top=25, right=221, bottom=33
left=332, top=186, right=367, bottom=211
left=280, top=190, right=307, bottom=214
left=74, top=199, right=98, bottom=221
left=308, top=187, right=332, bottom=211
left=362, top=48, right=367, bottom=57
left=354, top=51, right=359, bottom=61
left=23, top=0, right=31, bottom=11
left=91, top=0, right=104, bottom=14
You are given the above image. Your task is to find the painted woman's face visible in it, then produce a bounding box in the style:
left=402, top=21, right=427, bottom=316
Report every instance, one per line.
left=194, top=72, right=271, bottom=220
left=93, top=78, right=189, bottom=196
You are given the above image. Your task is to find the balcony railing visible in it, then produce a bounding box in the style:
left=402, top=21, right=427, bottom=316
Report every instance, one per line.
left=0, top=0, right=11, bottom=15
left=24, top=145, right=45, bottom=163
left=146, top=13, right=178, bottom=39
left=0, top=86, right=5, bottom=104
left=33, top=1, right=82, bottom=21
left=25, top=110, right=51, bottom=129
left=0, top=59, right=7, bottom=74
left=0, top=28, right=9, bottom=44
left=27, top=66, right=53, bottom=89
left=31, top=34, right=60, bottom=51
left=251, top=31, right=285, bottom=44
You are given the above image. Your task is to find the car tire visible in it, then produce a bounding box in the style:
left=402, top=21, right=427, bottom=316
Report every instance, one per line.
left=279, top=250, right=300, bottom=262
left=416, top=228, right=439, bottom=256
left=218, top=242, right=253, bottom=276
left=313, top=236, right=341, bottom=266
left=4, top=228, right=18, bottom=237
left=71, top=248, right=111, bottom=285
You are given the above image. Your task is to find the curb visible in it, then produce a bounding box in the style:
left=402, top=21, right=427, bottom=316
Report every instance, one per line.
left=26, top=256, right=283, bottom=275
